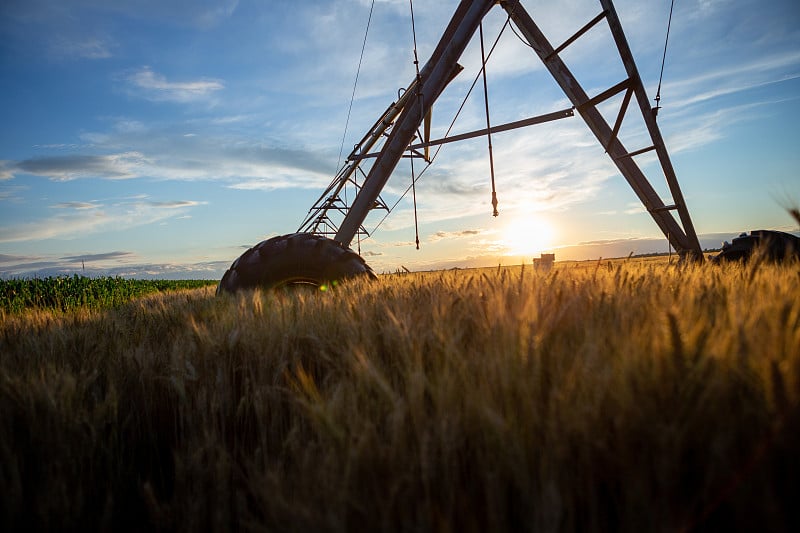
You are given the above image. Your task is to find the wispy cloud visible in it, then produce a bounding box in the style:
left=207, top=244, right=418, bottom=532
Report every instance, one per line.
left=0, top=196, right=205, bottom=244
left=428, top=229, right=483, bottom=242
left=0, top=252, right=231, bottom=280
left=102, top=0, right=240, bottom=29
left=14, top=152, right=149, bottom=181
left=665, top=51, right=800, bottom=109
left=367, top=119, right=617, bottom=235
left=51, top=36, right=113, bottom=59
left=52, top=201, right=100, bottom=210
left=0, top=161, right=14, bottom=181
left=0, top=184, right=27, bottom=203
left=623, top=203, right=646, bottom=215
left=0, top=214, right=113, bottom=244
left=125, top=67, right=224, bottom=103
left=147, top=200, right=204, bottom=209
left=226, top=173, right=326, bottom=191
left=189, top=0, right=240, bottom=29
left=210, top=115, right=250, bottom=125
left=6, top=135, right=333, bottom=187
left=0, top=253, right=43, bottom=266
left=60, top=251, right=132, bottom=262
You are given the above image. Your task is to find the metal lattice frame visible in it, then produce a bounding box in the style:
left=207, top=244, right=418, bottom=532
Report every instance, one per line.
left=299, top=0, right=703, bottom=259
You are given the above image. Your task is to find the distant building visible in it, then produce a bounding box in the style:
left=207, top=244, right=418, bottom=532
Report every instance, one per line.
left=533, top=253, right=555, bottom=270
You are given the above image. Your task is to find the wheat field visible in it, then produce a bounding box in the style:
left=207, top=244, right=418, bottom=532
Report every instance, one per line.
left=1, top=258, right=798, bottom=531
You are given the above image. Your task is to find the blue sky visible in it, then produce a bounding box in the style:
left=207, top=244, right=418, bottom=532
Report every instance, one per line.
left=1, top=0, right=798, bottom=278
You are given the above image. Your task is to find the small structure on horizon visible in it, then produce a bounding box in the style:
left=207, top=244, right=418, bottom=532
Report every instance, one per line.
left=533, top=253, right=555, bottom=271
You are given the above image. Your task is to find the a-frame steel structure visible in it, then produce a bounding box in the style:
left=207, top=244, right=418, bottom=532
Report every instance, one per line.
left=298, top=0, right=703, bottom=259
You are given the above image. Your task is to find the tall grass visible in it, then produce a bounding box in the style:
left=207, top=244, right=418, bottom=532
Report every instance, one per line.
left=1, top=260, right=798, bottom=531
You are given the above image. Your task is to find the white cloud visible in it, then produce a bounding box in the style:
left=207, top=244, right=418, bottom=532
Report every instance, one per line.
left=664, top=51, right=800, bottom=109
left=0, top=196, right=205, bottom=244
left=146, top=200, right=205, bottom=209
left=52, top=201, right=101, bottom=210
left=126, top=67, right=224, bottom=103
left=0, top=252, right=232, bottom=280
left=52, top=36, right=113, bottom=59
left=114, top=119, right=147, bottom=133
left=210, top=115, right=249, bottom=125
left=191, top=0, right=240, bottom=29
left=690, top=0, right=732, bottom=19
left=348, top=117, right=618, bottom=236
left=0, top=161, right=14, bottom=180
left=0, top=184, right=27, bottom=204
left=0, top=212, right=113, bottom=244
left=226, top=173, right=325, bottom=191
left=427, top=229, right=484, bottom=242
left=623, top=203, right=647, bottom=215
left=7, top=131, right=335, bottom=186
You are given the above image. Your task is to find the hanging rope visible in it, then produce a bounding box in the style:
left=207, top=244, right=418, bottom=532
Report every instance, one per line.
left=367, top=17, right=512, bottom=238
left=410, top=155, right=420, bottom=249
left=409, top=0, right=422, bottom=249
left=335, top=0, right=376, bottom=173
left=480, top=22, right=499, bottom=217
left=654, top=0, right=676, bottom=114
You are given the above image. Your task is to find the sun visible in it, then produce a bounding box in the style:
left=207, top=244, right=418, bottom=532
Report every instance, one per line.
left=498, top=216, right=555, bottom=257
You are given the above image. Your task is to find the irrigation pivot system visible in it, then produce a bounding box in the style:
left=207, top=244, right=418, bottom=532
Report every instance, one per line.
left=217, top=0, right=798, bottom=293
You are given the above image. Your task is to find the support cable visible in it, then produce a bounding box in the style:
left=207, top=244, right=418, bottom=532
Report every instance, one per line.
left=368, top=17, right=511, bottom=238
left=336, top=0, right=376, bottom=176
left=654, top=0, right=675, bottom=114
left=409, top=0, right=422, bottom=249
left=409, top=0, right=423, bottom=118
left=480, top=22, right=499, bottom=217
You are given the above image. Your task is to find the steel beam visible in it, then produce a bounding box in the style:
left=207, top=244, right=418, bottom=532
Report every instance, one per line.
left=318, top=0, right=702, bottom=259
left=350, top=108, right=574, bottom=159
left=334, top=0, right=495, bottom=247
left=598, top=0, right=702, bottom=258
left=500, top=0, right=702, bottom=257
left=297, top=78, right=422, bottom=235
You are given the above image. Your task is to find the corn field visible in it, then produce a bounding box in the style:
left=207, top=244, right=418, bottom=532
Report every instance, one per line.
left=0, top=276, right=217, bottom=314
left=1, top=259, right=798, bottom=531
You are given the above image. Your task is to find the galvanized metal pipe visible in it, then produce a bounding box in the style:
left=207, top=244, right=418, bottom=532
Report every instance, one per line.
left=334, top=0, right=496, bottom=247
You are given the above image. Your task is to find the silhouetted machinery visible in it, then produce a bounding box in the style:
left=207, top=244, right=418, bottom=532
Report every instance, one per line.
left=712, top=230, right=800, bottom=264
left=218, top=0, right=798, bottom=294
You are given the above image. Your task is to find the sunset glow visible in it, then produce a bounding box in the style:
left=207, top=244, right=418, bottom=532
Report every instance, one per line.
left=498, top=216, right=555, bottom=258
left=1, top=0, right=798, bottom=277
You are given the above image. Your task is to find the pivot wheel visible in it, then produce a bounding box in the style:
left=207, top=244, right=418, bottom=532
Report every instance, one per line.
left=712, top=230, right=800, bottom=263
left=217, top=233, right=376, bottom=294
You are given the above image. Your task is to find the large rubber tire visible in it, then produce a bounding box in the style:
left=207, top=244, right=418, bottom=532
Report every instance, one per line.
left=217, top=233, right=376, bottom=294
left=712, top=230, right=800, bottom=263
